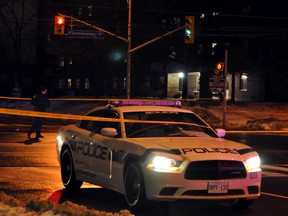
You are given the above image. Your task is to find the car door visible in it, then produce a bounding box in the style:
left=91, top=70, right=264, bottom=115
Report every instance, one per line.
left=69, top=124, right=95, bottom=178
left=73, top=119, right=103, bottom=179
left=87, top=110, right=121, bottom=185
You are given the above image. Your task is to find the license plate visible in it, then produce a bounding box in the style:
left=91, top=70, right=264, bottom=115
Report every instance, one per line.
left=207, top=182, right=229, bottom=193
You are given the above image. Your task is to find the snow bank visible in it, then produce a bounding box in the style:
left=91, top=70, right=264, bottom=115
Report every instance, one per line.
left=0, top=192, right=133, bottom=216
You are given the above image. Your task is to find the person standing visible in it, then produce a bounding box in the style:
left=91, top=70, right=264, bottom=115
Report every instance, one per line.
left=27, top=87, right=50, bottom=139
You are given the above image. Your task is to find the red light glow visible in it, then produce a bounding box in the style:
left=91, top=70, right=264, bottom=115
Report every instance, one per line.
left=57, top=18, right=64, bottom=24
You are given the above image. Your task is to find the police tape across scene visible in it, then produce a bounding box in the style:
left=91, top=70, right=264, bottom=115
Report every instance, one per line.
left=1, top=97, right=287, bottom=123
left=0, top=107, right=207, bottom=127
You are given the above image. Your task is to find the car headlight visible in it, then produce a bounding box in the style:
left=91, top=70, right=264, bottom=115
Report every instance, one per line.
left=147, top=156, right=182, bottom=172
left=244, top=156, right=261, bottom=171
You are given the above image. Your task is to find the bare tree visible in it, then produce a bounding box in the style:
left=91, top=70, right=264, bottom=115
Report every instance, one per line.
left=0, top=0, right=37, bottom=86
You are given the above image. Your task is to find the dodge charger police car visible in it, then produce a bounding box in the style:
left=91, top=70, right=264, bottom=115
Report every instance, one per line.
left=56, top=100, right=262, bottom=210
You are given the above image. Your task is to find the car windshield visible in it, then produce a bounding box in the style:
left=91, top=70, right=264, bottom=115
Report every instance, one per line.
left=124, top=111, right=217, bottom=138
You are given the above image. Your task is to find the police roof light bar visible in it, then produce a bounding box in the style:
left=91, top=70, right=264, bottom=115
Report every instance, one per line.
left=109, top=100, right=181, bottom=107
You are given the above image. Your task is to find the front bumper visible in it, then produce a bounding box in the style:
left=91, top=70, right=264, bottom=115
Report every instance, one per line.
left=143, top=169, right=262, bottom=201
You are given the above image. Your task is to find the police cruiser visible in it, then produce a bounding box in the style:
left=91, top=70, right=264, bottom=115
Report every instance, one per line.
left=56, top=100, right=262, bottom=211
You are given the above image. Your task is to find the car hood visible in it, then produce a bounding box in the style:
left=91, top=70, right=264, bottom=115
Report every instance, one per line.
left=127, top=137, right=255, bottom=160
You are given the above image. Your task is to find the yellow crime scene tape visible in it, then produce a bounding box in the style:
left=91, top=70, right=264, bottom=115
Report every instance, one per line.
left=0, top=96, right=181, bottom=124
left=0, top=96, right=111, bottom=101
left=2, top=96, right=287, bottom=124
left=0, top=107, right=140, bottom=122
left=0, top=107, right=202, bottom=126
left=0, top=107, right=95, bottom=121
left=0, top=96, right=189, bottom=124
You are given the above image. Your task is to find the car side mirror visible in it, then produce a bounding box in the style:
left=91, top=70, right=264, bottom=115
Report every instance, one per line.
left=215, top=128, right=226, bottom=138
left=101, top=127, right=118, bottom=137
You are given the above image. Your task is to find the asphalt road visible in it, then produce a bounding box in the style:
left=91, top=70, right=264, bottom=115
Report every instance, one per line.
left=0, top=131, right=287, bottom=216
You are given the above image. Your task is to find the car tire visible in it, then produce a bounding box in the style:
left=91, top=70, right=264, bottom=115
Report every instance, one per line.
left=233, top=198, right=254, bottom=209
left=61, top=149, right=83, bottom=191
left=124, top=162, right=147, bottom=211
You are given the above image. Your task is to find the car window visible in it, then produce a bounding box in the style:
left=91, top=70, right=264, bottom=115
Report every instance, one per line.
left=80, top=110, right=121, bottom=137
left=124, top=111, right=217, bottom=138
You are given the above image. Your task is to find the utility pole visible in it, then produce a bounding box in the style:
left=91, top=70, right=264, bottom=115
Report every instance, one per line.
left=127, top=0, right=132, bottom=99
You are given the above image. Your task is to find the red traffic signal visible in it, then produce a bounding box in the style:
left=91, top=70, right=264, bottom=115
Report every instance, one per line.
left=216, top=62, right=224, bottom=71
left=54, top=15, right=65, bottom=35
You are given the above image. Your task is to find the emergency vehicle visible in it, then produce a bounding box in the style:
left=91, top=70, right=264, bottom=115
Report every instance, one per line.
left=56, top=100, right=262, bottom=211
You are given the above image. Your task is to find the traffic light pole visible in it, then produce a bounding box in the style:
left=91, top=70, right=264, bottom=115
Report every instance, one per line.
left=58, top=13, right=128, bottom=42
left=129, top=26, right=185, bottom=54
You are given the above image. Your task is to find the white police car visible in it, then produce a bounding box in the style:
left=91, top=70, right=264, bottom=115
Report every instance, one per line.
left=56, top=100, right=262, bottom=210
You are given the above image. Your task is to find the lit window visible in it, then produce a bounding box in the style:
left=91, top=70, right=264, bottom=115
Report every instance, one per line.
left=87, top=5, right=92, bottom=17
left=84, top=78, right=90, bottom=89
left=67, top=79, right=72, bottom=89
left=211, top=43, right=217, bottom=56
left=178, top=73, right=183, bottom=91
left=123, top=77, right=126, bottom=90
left=59, top=57, right=65, bottom=67
left=240, top=73, right=248, bottom=91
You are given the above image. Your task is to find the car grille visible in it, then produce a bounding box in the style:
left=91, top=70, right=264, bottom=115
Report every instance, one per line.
left=182, top=189, right=244, bottom=196
left=184, top=160, right=247, bottom=180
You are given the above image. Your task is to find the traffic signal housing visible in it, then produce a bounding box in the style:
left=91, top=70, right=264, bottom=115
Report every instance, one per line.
left=185, top=16, right=195, bottom=44
left=214, top=62, right=225, bottom=76
left=54, top=15, right=65, bottom=35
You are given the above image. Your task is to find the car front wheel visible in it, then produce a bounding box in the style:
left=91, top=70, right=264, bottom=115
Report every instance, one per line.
left=124, top=162, right=147, bottom=211
left=61, top=149, right=83, bottom=191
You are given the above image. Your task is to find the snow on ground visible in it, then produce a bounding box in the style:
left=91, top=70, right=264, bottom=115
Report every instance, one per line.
left=0, top=191, right=132, bottom=216
left=194, top=101, right=288, bottom=131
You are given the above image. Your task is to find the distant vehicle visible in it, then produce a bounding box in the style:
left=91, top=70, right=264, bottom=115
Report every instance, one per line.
left=56, top=100, right=262, bottom=211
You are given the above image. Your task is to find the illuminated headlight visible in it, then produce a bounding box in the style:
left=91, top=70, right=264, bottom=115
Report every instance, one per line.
left=244, top=156, right=261, bottom=171
left=147, top=156, right=182, bottom=172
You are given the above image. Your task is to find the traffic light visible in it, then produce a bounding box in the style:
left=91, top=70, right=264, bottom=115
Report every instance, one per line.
left=214, top=62, right=225, bottom=76
left=54, top=15, right=65, bottom=35
left=185, top=16, right=195, bottom=44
